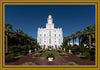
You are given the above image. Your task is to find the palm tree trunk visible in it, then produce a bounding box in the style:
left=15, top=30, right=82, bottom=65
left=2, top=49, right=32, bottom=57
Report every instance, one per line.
left=69, top=40, right=70, bottom=46
left=73, top=39, right=74, bottom=47
left=89, top=35, right=91, bottom=50
left=5, top=34, right=8, bottom=53
left=79, top=37, right=80, bottom=46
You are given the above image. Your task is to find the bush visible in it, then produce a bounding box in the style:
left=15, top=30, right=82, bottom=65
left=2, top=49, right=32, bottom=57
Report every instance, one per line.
left=14, top=55, right=22, bottom=59
left=76, top=55, right=81, bottom=57
left=22, top=62, right=36, bottom=65
left=56, top=50, right=62, bottom=53
left=59, top=53, right=67, bottom=56
left=47, top=53, right=54, bottom=58
left=47, top=53, right=55, bottom=60
left=33, top=53, right=42, bottom=57
left=5, top=53, right=22, bottom=63
left=63, top=62, right=77, bottom=65
left=5, top=54, right=14, bottom=63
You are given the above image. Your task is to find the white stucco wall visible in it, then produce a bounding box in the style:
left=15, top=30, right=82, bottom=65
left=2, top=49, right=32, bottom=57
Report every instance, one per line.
left=37, top=14, right=63, bottom=49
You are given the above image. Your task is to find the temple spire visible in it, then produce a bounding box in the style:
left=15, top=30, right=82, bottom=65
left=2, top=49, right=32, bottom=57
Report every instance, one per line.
left=47, top=14, right=53, bottom=24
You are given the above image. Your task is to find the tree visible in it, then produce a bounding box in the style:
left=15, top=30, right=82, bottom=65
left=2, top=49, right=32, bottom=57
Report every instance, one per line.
left=16, top=29, right=24, bottom=46
left=67, top=36, right=72, bottom=46
left=5, top=23, right=13, bottom=53
left=71, top=33, right=76, bottom=47
left=63, top=37, right=68, bottom=47
left=76, top=30, right=82, bottom=46
left=23, top=33, right=28, bottom=45
left=83, top=25, right=95, bottom=50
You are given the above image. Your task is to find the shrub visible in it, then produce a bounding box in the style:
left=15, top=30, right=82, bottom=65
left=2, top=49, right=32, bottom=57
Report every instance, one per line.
left=33, top=53, right=41, bottom=57
left=47, top=53, right=55, bottom=60
left=5, top=53, right=22, bottom=63
left=5, top=54, right=15, bottom=63
left=59, top=53, right=67, bottom=56
left=14, top=55, right=22, bottom=59
left=56, top=50, right=62, bottom=53
left=63, top=62, right=77, bottom=65
left=76, top=55, right=81, bottom=57
left=22, top=62, right=36, bottom=65
left=47, top=53, right=54, bottom=58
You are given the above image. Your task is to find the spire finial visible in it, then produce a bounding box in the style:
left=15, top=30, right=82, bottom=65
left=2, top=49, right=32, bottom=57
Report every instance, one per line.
left=48, top=13, right=52, bottom=18
left=49, top=13, right=51, bottom=15
left=47, top=14, right=53, bottom=24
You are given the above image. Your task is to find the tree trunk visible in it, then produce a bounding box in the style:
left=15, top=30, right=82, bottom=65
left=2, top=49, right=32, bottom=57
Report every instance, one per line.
left=5, top=34, right=8, bottom=53
left=79, top=37, right=80, bottom=46
left=89, top=35, right=91, bottom=50
left=73, top=39, right=74, bottom=47
left=69, top=40, right=70, bottom=46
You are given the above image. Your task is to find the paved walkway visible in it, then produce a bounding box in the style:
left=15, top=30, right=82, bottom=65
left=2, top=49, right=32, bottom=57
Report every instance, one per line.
left=5, top=51, right=95, bottom=65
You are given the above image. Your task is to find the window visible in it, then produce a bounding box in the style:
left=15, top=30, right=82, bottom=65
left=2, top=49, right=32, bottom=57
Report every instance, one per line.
left=44, top=41, right=46, bottom=43
left=44, top=34, right=46, bottom=37
left=40, top=39, right=41, bottom=44
left=59, top=34, right=60, bottom=36
left=49, top=31, right=51, bottom=36
left=55, top=34, right=56, bottom=37
left=59, top=39, right=60, bottom=44
left=49, top=39, right=51, bottom=44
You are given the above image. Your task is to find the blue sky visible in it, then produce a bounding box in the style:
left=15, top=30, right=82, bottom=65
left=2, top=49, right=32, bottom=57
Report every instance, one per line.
left=5, top=5, right=95, bottom=42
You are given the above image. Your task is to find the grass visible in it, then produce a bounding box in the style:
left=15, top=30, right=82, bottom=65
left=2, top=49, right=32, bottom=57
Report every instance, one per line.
left=41, top=50, right=60, bottom=57
left=76, top=55, right=81, bottom=57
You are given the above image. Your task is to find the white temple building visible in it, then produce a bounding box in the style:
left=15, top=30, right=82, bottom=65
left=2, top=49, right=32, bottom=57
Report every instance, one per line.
left=37, top=14, right=63, bottom=49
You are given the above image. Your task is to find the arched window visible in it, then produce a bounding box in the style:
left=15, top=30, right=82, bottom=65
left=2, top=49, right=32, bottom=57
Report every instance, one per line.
left=55, top=34, right=56, bottom=37
left=49, top=39, right=51, bottom=44
left=59, top=39, right=60, bottom=44
left=49, top=31, right=51, bottom=36
left=44, top=34, right=46, bottom=37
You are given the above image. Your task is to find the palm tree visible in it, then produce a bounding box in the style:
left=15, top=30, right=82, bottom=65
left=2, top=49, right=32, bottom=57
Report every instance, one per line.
left=16, top=29, right=24, bottom=46
left=71, top=33, right=76, bottom=47
left=67, top=35, right=72, bottom=46
left=76, top=30, right=82, bottom=46
left=83, top=25, right=95, bottom=50
left=5, top=23, right=13, bottom=53
left=63, top=37, right=68, bottom=47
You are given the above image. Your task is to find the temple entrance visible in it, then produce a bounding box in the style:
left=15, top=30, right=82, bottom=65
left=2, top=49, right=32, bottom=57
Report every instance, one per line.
left=48, top=46, right=52, bottom=50
left=43, top=45, right=45, bottom=50
left=55, top=45, right=57, bottom=50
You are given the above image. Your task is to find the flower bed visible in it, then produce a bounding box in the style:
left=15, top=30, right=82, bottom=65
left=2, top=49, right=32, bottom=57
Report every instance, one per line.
left=47, top=53, right=55, bottom=61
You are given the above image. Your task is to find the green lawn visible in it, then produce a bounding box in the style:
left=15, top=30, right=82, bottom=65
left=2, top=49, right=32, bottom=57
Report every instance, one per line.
left=41, top=50, right=60, bottom=57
